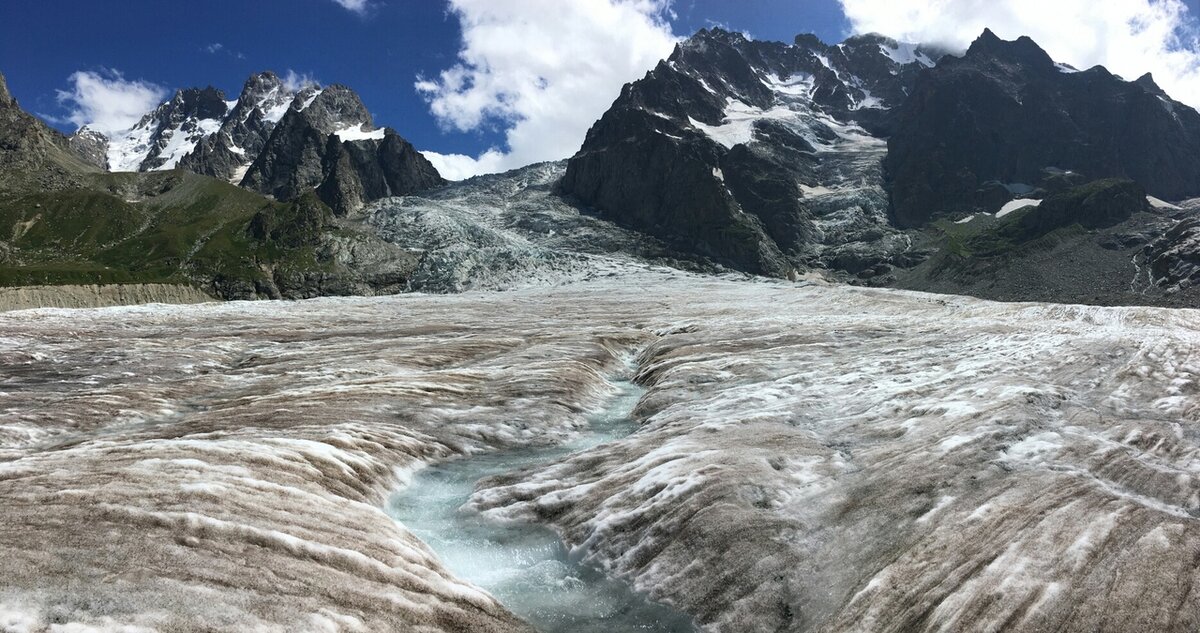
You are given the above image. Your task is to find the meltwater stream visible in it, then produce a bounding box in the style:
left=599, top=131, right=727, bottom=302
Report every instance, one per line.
left=387, top=381, right=697, bottom=632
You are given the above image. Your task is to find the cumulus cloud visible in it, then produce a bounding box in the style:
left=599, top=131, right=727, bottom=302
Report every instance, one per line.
left=331, top=0, right=370, bottom=15
left=53, top=69, right=167, bottom=135
left=839, top=0, right=1200, bottom=106
left=205, top=43, right=224, bottom=54
left=416, top=0, right=680, bottom=179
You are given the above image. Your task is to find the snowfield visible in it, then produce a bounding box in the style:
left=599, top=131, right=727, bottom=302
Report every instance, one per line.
left=2, top=271, right=1200, bottom=632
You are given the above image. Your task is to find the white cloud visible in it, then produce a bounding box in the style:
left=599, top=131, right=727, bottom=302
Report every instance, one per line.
left=205, top=43, right=224, bottom=54
left=282, top=70, right=319, bottom=92
left=53, top=69, right=167, bottom=136
left=331, top=0, right=370, bottom=15
left=838, top=0, right=1200, bottom=106
left=416, top=0, right=680, bottom=179
left=420, top=149, right=508, bottom=181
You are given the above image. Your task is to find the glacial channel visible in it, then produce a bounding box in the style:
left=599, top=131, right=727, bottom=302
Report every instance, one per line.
left=387, top=380, right=697, bottom=632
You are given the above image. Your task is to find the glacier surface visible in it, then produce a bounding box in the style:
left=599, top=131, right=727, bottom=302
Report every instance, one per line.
left=2, top=271, right=1199, bottom=631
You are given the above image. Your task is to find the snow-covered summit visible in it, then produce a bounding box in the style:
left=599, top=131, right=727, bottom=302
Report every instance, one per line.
left=101, top=86, right=229, bottom=172
left=71, top=71, right=330, bottom=178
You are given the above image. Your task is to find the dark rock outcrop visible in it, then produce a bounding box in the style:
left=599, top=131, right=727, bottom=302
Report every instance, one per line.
left=966, top=179, right=1150, bottom=256
left=315, top=130, right=444, bottom=215
left=239, top=86, right=357, bottom=202
left=243, top=85, right=442, bottom=215
left=1148, top=217, right=1200, bottom=291
left=886, top=29, right=1200, bottom=227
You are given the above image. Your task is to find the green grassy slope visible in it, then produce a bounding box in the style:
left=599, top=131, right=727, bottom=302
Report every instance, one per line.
left=0, top=170, right=338, bottom=291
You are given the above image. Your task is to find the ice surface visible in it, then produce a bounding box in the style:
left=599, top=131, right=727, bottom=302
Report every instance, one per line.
left=3, top=271, right=1200, bottom=632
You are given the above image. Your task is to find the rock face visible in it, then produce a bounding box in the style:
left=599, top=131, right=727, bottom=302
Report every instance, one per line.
left=243, top=85, right=443, bottom=216
left=886, top=29, right=1200, bottom=227
left=1147, top=213, right=1200, bottom=292
left=64, top=72, right=444, bottom=212
left=559, top=28, right=942, bottom=277
left=964, top=179, right=1152, bottom=255
left=240, top=86, right=367, bottom=202
left=0, top=71, right=95, bottom=191
left=177, top=71, right=297, bottom=182
left=315, top=129, right=445, bottom=215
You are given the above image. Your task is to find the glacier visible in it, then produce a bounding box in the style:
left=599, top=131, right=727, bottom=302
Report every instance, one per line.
left=2, top=269, right=1199, bottom=631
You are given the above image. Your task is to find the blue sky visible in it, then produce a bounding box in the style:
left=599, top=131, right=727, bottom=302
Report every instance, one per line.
left=0, top=0, right=848, bottom=160
left=4, top=0, right=1200, bottom=179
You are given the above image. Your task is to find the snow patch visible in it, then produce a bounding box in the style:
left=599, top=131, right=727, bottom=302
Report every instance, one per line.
left=880, top=42, right=935, bottom=68
left=1147, top=196, right=1180, bottom=210
left=150, top=118, right=222, bottom=170
left=997, top=198, right=1041, bottom=218
left=850, top=88, right=886, bottom=111
left=688, top=99, right=793, bottom=149
left=333, top=124, right=387, bottom=142
left=762, top=72, right=815, bottom=97
left=299, top=89, right=323, bottom=111
left=801, top=184, right=837, bottom=197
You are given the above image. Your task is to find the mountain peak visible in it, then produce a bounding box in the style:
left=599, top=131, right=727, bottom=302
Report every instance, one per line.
left=1135, top=72, right=1167, bottom=96
left=240, top=71, right=285, bottom=99
left=965, top=28, right=1055, bottom=70
left=793, top=33, right=825, bottom=50
left=0, top=70, right=11, bottom=107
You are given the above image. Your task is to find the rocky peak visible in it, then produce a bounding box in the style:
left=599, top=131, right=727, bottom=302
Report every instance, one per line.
left=0, top=71, right=12, bottom=107
left=170, top=71, right=298, bottom=181
left=1135, top=72, right=1167, bottom=97
left=240, top=71, right=285, bottom=102
left=241, top=81, right=440, bottom=214
left=155, top=86, right=229, bottom=124
left=561, top=27, right=938, bottom=278
left=963, top=28, right=1056, bottom=72
left=68, top=126, right=109, bottom=169
left=292, top=85, right=373, bottom=135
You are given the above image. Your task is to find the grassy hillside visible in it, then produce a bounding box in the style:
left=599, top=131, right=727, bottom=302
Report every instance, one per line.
left=0, top=170, right=373, bottom=295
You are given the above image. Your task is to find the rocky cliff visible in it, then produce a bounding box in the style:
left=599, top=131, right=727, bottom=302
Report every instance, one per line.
left=559, top=28, right=942, bottom=277
left=886, top=29, right=1200, bottom=227
left=241, top=85, right=443, bottom=216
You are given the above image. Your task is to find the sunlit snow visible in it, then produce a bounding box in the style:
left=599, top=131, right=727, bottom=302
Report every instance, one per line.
left=334, top=123, right=387, bottom=142
left=996, top=198, right=1041, bottom=218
